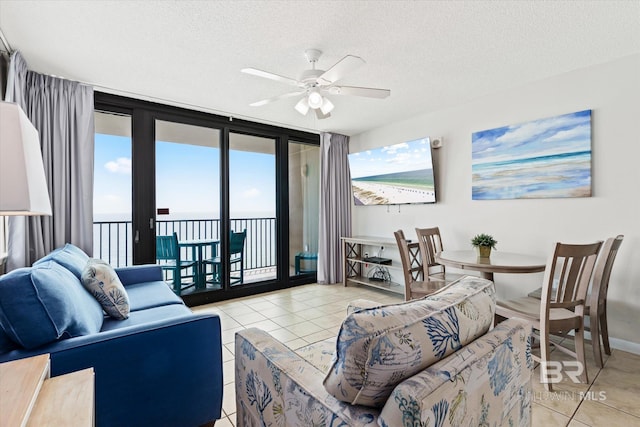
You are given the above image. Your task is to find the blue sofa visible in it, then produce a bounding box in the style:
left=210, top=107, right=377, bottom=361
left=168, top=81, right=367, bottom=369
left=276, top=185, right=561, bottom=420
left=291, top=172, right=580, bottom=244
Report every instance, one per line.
left=0, top=244, right=223, bottom=427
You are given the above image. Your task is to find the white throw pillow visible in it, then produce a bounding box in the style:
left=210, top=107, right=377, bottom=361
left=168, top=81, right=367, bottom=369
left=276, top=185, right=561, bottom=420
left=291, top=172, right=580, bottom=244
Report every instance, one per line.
left=81, top=259, right=130, bottom=320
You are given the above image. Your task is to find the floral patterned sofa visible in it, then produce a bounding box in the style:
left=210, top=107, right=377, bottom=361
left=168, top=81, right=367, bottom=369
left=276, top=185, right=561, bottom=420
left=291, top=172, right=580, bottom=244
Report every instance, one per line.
left=235, top=276, right=533, bottom=427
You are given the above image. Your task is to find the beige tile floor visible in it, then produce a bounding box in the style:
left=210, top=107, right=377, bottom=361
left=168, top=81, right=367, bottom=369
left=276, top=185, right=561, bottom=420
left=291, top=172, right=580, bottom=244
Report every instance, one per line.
left=192, top=283, right=640, bottom=427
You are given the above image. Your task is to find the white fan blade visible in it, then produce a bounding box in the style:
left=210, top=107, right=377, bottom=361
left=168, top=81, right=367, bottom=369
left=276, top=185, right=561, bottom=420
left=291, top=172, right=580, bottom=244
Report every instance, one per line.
left=249, top=91, right=306, bottom=107
left=317, top=55, right=365, bottom=85
left=329, top=85, right=390, bottom=99
left=241, top=68, right=301, bottom=87
left=315, top=109, right=331, bottom=120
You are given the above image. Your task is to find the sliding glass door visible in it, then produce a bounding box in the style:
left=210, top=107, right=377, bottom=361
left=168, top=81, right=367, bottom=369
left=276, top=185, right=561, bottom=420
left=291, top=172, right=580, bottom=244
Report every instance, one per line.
left=229, top=132, right=278, bottom=285
left=93, top=111, right=133, bottom=266
left=94, top=92, right=320, bottom=305
left=155, top=119, right=221, bottom=295
left=288, top=141, right=320, bottom=277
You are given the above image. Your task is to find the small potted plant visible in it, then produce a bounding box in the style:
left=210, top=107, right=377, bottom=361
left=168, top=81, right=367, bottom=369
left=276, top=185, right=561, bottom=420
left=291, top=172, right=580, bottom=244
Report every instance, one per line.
left=471, top=233, right=497, bottom=258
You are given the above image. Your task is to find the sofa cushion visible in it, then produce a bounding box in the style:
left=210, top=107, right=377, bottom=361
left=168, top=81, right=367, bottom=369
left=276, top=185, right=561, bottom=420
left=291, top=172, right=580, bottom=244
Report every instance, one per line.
left=81, top=259, right=130, bottom=320
left=0, top=324, right=18, bottom=353
left=0, top=261, right=104, bottom=349
left=323, top=276, right=495, bottom=407
left=100, top=303, right=193, bottom=332
left=33, top=243, right=89, bottom=279
left=125, top=281, right=184, bottom=312
left=115, top=265, right=164, bottom=286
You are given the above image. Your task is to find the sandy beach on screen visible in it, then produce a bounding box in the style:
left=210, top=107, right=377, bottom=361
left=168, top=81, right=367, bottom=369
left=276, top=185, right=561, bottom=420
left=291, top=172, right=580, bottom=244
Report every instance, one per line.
left=353, top=181, right=435, bottom=205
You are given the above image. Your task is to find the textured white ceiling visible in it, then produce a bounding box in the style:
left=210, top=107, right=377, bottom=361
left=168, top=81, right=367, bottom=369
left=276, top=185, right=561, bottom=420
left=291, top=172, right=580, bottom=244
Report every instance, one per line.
left=1, top=1, right=639, bottom=136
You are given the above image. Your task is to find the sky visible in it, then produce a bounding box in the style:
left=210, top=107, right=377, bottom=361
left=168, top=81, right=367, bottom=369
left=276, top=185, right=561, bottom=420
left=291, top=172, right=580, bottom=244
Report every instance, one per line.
left=93, top=133, right=276, bottom=219
left=471, top=110, right=592, bottom=165
left=348, top=137, right=433, bottom=179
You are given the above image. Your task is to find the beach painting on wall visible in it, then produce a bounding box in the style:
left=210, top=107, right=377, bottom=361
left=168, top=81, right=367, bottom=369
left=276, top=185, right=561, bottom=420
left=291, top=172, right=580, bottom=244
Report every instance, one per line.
left=472, top=110, right=592, bottom=200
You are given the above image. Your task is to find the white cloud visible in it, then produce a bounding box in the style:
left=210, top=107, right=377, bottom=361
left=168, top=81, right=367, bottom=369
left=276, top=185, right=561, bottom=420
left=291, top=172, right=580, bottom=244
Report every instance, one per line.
left=496, top=122, right=547, bottom=144
left=496, top=114, right=589, bottom=145
left=388, top=152, right=412, bottom=164
left=382, top=142, right=409, bottom=154
left=542, top=124, right=590, bottom=143
left=105, top=157, right=131, bottom=174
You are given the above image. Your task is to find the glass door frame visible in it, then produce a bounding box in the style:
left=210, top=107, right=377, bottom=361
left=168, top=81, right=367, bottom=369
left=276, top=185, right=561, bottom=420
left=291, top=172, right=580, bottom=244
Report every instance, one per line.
left=95, top=92, right=319, bottom=306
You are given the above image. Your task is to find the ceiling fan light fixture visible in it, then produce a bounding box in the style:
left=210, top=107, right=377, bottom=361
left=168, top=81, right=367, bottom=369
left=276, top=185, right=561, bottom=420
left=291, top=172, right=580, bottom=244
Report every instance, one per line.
left=307, top=90, right=323, bottom=109
left=320, top=97, right=334, bottom=115
left=244, top=49, right=390, bottom=120
left=294, top=97, right=310, bottom=115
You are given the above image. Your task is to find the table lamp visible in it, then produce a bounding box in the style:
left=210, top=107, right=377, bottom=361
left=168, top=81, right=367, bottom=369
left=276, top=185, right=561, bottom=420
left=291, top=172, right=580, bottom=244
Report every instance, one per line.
left=0, top=101, right=52, bottom=216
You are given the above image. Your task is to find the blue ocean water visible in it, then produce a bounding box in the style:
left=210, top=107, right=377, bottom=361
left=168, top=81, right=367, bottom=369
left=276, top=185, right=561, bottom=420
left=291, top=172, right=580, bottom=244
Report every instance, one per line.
left=472, top=151, right=591, bottom=200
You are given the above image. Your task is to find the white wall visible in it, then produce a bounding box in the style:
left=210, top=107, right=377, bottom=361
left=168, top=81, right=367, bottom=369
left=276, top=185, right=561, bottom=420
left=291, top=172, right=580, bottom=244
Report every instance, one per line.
left=349, top=54, right=640, bottom=351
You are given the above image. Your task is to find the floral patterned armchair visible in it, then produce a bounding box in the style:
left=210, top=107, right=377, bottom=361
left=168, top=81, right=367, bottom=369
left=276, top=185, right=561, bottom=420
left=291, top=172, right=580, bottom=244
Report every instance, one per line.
left=235, top=276, right=533, bottom=427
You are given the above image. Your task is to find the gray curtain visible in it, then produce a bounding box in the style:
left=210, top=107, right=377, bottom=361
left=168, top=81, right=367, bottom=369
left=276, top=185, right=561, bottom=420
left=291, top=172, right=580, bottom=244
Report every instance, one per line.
left=0, top=51, right=9, bottom=266
left=5, top=51, right=94, bottom=270
left=317, top=132, right=352, bottom=284
left=0, top=51, right=9, bottom=100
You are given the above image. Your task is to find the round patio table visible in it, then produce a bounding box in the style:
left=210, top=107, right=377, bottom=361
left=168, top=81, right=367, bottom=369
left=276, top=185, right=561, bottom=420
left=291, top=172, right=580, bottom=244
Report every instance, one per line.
left=179, top=239, right=219, bottom=289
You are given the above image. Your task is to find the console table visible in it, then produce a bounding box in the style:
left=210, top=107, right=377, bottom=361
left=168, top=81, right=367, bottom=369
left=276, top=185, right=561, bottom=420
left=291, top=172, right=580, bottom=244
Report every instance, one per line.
left=341, top=236, right=405, bottom=297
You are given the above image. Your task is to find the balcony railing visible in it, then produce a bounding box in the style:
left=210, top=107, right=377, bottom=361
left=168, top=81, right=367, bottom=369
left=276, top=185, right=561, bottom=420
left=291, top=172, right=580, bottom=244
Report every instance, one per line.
left=93, top=217, right=276, bottom=271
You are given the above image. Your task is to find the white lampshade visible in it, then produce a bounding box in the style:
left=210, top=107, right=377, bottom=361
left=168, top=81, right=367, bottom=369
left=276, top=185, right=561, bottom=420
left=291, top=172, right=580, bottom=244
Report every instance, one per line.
left=0, top=102, right=52, bottom=216
left=294, top=97, right=310, bottom=115
left=320, top=97, right=335, bottom=115
left=307, top=90, right=323, bottom=109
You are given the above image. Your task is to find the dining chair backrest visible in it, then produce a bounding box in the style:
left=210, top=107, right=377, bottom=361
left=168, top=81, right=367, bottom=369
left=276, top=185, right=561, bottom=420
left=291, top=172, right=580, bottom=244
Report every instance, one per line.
left=415, top=226, right=445, bottom=275
left=156, top=232, right=180, bottom=261
left=394, top=230, right=424, bottom=295
left=230, top=229, right=247, bottom=256
left=540, top=241, right=602, bottom=316
left=498, top=240, right=602, bottom=390
left=589, top=235, right=624, bottom=310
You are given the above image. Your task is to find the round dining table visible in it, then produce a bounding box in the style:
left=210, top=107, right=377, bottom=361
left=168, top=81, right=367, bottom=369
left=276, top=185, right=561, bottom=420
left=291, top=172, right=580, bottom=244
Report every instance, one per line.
left=435, top=250, right=546, bottom=281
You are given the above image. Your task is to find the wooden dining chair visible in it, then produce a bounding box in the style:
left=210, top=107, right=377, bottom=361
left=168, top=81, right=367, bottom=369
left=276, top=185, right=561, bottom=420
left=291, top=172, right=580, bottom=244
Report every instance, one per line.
left=495, top=241, right=602, bottom=391
left=587, top=235, right=624, bottom=367
left=527, top=235, right=624, bottom=368
left=415, top=226, right=465, bottom=284
left=394, top=230, right=446, bottom=301
left=156, top=232, right=197, bottom=295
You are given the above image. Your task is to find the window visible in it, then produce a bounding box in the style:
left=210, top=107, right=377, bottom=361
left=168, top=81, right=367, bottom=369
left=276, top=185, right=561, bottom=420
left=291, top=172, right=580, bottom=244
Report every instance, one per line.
left=93, top=111, right=132, bottom=266
left=94, top=93, right=320, bottom=304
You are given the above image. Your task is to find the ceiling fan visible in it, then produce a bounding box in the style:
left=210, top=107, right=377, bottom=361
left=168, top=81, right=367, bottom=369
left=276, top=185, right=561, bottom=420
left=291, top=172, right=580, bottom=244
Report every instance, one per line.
left=242, top=49, right=390, bottom=119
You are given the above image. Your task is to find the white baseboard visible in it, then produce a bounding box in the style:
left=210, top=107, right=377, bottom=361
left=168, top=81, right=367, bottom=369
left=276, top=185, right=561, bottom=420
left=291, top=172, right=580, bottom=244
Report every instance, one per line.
left=584, top=331, right=640, bottom=356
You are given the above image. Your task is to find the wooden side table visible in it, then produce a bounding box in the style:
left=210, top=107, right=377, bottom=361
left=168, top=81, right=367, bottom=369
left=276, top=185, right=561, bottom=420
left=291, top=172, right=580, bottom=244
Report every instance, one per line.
left=0, top=354, right=94, bottom=426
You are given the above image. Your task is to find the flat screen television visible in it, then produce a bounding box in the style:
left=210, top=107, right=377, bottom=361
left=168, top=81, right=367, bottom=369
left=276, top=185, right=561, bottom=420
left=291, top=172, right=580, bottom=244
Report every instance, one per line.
left=348, top=137, right=436, bottom=205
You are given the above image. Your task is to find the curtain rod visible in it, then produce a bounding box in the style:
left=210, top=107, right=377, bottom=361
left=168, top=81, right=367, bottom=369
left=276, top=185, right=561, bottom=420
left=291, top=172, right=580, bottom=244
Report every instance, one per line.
left=0, top=27, right=13, bottom=53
